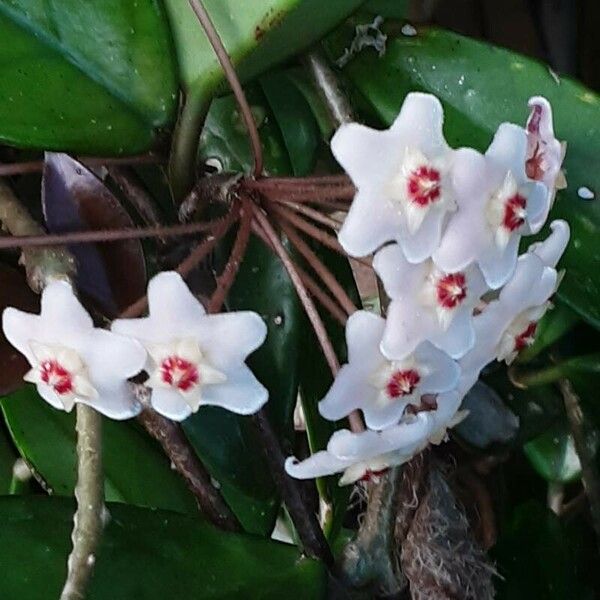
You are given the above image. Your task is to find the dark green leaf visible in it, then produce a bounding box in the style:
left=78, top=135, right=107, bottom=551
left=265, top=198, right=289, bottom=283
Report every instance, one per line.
left=0, top=496, right=326, bottom=600
left=524, top=421, right=583, bottom=483
left=0, top=0, right=178, bottom=154
left=0, top=424, right=18, bottom=494
left=493, top=501, right=596, bottom=599
left=1, top=386, right=196, bottom=513
left=455, top=381, right=519, bottom=449
left=363, top=0, right=410, bottom=18
left=330, top=25, right=600, bottom=328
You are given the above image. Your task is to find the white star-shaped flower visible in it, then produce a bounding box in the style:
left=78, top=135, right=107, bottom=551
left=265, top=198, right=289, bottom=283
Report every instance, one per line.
left=433, top=123, right=549, bottom=288
left=285, top=412, right=432, bottom=485
left=525, top=96, right=567, bottom=230
left=374, top=243, right=488, bottom=359
left=332, top=92, right=456, bottom=261
left=111, top=271, right=268, bottom=421
left=2, top=281, right=146, bottom=419
left=318, top=311, right=459, bottom=430
left=458, top=220, right=569, bottom=395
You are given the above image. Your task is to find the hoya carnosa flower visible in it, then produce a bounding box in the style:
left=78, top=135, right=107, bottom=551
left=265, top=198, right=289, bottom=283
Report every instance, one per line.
left=434, top=123, right=549, bottom=289
left=285, top=412, right=432, bottom=485
left=2, top=281, right=146, bottom=419
left=459, top=220, right=569, bottom=394
left=526, top=96, right=567, bottom=229
left=318, top=311, right=459, bottom=430
left=374, top=243, right=488, bottom=359
left=112, top=271, right=268, bottom=421
left=332, top=92, right=456, bottom=261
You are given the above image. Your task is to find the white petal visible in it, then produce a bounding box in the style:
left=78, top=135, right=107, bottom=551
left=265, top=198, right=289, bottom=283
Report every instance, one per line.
left=151, top=387, right=193, bottom=421
left=192, top=311, right=267, bottom=369
left=345, top=310, right=387, bottom=372
left=81, top=383, right=141, bottom=420
left=199, top=365, right=268, bottom=415
left=373, top=244, right=426, bottom=299
left=36, top=383, right=70, bottom=411
left=529, top=219, right=570, bottom=268
left=431, top=306, right=475, bottom=359
left=414, top=342, right=460, bottom=393
left=478, top=232, right=520, bottom=289
left=40, top=281, right=93, bottom=332
left=284, top=452, right=350, bottom=480
left=318, top=365, right=378, bottom=422
left=3, top=309, right=42, bottom=366
left=338, top=189, right=403, bottom=257
left=361, top=396, right=411, bottom=431
left=524, top=180, right=551, bottom=234
left=485, top=123, right=528, bottom=181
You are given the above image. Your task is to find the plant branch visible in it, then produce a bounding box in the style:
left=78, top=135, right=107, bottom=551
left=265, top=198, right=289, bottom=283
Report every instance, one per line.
left=60, top=404, right=104, bottom=600
left=137, top=405, right=240, bottom=531
left=251, top=408, right=333, bottom=565
left=280, top=200, right=342, bottom=230
left=559, top=379, right=600, bottom=550
left=207, top=196, right=252, bottom=313
left=187, top=0, right=263, bottom=177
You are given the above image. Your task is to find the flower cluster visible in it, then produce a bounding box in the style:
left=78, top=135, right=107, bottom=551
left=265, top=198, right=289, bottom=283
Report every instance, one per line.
left=2, top=272, right=268, bottom=421
left=286, top=92, right=569, bottom=485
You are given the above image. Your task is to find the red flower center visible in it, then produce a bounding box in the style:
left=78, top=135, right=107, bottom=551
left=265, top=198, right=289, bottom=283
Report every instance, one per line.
left=514, top=322, right=538, bottom=352
left=502, top=194, right=527, bottom=232
left=160, top=356, right=200, bottom=392
left=386, top=369, right=421, bottom=399
left=360, top=468, right=389, bottom=483
left=407, top=166, right=441, bottom=207
left=40, top=360, right=73, bottom=396
left=436, top=272, right=467, bottom=309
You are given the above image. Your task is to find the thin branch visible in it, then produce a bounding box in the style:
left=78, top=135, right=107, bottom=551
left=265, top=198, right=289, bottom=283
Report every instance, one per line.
left=559, top=379, right=600, bottom=550
left=252, top=408, right=333, bottom=565
left=253, top=184, right=355, bottom=203
left=137, top=406, right=240, bottom=531
left=187, top=0, right=263, bottom=177
left=250, top=174, right=351, bottom=187
left=120, top=204, right=240, bottom=318
left=251, top=205, right=364, bottom=434
left=0, top=154, right=163, bottom=177
left=60, top=405, right=104, bottom=600
left=207, top=196, right=252, bottom=313
left=280, top=200, right=342, bottom=230
left=0, top=220, right=229, bottom=250
left=251, top=222, right=347, bottom=326
left=270, top=211, right=357, bottom=317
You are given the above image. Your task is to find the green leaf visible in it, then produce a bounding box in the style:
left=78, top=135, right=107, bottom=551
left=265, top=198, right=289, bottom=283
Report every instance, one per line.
left=0, top=0, right=178, bottom=154
left=363, top=0, right=410, bottom=18
left=524, top=421, right=583, bottom=483
left=184, top=88, right=305, bottom=536
left=1, top=386, right=196, bottom=513
left=493, top=501, right=596, bottom=599
left=0, top=424, right=18, bottom=494
left=329, top=25, right=600, bottom=329
left=0, top=496, right=326, bottom=600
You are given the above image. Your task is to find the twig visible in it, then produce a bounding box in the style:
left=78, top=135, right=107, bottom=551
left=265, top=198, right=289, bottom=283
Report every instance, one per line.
left=0, top=154, right=163, bottom=177
left=252, top=408, right=333, bottom=565
left=119, top=204, right=240, bottom=318
left=251, top=204, right=363, bottom=434
left=270, top=211, right=357, bottom=316
left=559, top=379, right=600, bottom=550
left=60, top=405, right=104, bottom=600
left=187, top=0, right=263, bottom=177
left=0, top=220, right=230, bottom=250
left=137, top=407, right=240, bottom=531
left=305, top=51, right=354, bottom=128
left=207, top=196, right=252, bottom=313
left=280, top=200, right=343, bottom=230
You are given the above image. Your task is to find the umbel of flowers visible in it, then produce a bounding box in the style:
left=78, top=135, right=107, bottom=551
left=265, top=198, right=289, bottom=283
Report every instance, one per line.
left=1, top=92, right=568, bottom=490
left=286, top=93, right=569, bottom=485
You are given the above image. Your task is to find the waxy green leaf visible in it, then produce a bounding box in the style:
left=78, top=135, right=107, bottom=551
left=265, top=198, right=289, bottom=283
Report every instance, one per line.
left=0, top=0, right=177, bottom=153
left=1, top=386, right=196, bottom=513
left=0, top=497, right=326, bottom=600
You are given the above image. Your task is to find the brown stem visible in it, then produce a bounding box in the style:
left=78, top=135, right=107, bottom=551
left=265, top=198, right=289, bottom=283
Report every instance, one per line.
left=137, top=407, right=240, bottom=531
left=269, top=210, right=357, bottom=317
left=256, top=185, right=354, bottom=203
left=252, top=408, right=333, bottom=565
left=0, top=220, right=228, bottom=250
left=250, top=174, right=351, bottom=187
left=280, top=200, right=342, bottom=230
left=560, top=379, right=600, bottom=550
left=119, top=204, right=240, bottom=318
left=207, top=196, right=252, bottom=313
left=251, top=205, right=364, bottom=434
left=0, top=154, right=163, bottom=177
left=251, top=222, right=347, bottom=326
left=106, top=166, right=164, bottom=231
left=187, top=0, right=263, bottom=177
